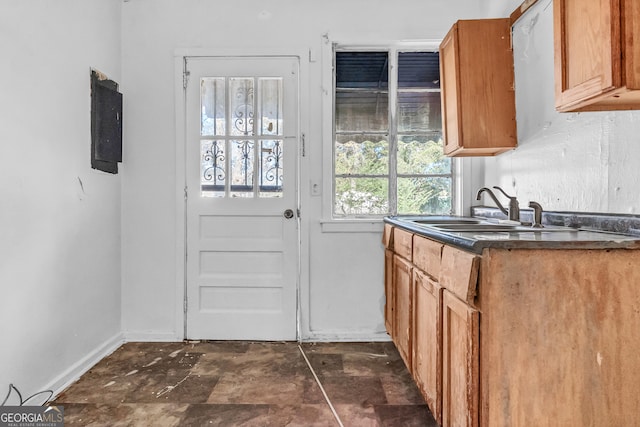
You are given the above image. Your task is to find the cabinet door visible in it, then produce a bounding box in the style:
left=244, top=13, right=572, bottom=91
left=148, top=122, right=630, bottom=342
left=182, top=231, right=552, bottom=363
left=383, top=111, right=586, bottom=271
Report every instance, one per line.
left=442, top=290, right=479, bottom=427
left=554, top=0, right=622, bottom=111
left=440, top=19, right=516, bottom=156
left=393, top=254, right=413, bottom=371
left=440, top=24, right=461, bottom=155
left=413, top=269, right=442, bottom=424
left=384, top=249, right=394, bottom=335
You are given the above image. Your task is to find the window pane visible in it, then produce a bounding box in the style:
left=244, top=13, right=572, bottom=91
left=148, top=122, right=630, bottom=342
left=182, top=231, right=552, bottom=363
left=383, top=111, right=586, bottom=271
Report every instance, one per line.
left=259, top=140, right=283, bottom=198
left=230, top=140, right=254, bottom=197
left=230, top=78, right=254, bottom=136
left=398, top=52, right=440, bottom=89
left=397, top=177, right=451, bottom=215
left=336, top=91, right=388, bottom=132
left=259, top=78, right=283, bottom=136
left=335, top=51, right=388, bottom=89
left=335, top=135, right=388, bottom=175
left=201, top=140, right=225, bottom=197
left=398, top=92, right=441, bottom=133
left=397, top=136, right=449, bottom=175
left=332, top=49, right=452, bottom=218
left=334, top=177, right=389, bottom=216
left=201, top=78, right=226, bottom=136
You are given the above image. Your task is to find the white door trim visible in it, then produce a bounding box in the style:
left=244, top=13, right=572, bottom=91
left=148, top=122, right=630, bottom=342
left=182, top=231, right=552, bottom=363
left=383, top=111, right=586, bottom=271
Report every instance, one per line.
left=173, top=48, right=311, bottom=340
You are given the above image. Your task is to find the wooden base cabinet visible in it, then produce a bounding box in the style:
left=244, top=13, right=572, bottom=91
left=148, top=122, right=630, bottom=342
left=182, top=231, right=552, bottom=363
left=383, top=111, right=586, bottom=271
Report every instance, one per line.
left=384, top=225, right=640, bottom=426
left=477, top=248, right=640, bottom=426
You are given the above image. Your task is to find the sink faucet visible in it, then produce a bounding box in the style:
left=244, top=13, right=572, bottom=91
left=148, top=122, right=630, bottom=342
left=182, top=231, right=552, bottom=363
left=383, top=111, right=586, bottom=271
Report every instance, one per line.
left=475, top=186, right=520, bottom=222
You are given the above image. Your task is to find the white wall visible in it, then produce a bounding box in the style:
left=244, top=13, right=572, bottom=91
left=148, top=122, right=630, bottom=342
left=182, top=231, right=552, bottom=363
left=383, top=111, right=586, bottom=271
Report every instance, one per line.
left=0, top=0, right=122, bottom=399
left=120, top=0, right=485, bottom=340
left=484, top=0, right=640, bottom=213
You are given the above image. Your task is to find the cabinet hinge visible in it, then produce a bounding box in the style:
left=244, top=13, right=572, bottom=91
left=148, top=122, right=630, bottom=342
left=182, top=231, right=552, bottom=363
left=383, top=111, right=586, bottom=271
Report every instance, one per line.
left=183, top=70, right=190, bottom=89
left=184, top=186, right=188, bottom=200
left=297, top=208, right=301, bottom=218
left=301, top=133, right=306, bottom=157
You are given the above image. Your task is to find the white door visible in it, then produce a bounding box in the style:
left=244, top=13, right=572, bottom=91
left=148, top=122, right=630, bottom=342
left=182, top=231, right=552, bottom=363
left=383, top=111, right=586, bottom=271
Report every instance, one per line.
left=184, top=56, right=299, bottom=340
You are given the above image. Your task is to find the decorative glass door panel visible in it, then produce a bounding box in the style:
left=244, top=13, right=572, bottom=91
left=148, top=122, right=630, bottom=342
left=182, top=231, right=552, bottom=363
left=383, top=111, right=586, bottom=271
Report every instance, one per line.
left=200, top=76, right=284, bottom=198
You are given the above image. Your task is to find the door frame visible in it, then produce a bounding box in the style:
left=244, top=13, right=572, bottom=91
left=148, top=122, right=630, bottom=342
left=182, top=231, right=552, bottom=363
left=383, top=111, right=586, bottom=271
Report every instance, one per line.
left=173, top=48, right=310, bottom=340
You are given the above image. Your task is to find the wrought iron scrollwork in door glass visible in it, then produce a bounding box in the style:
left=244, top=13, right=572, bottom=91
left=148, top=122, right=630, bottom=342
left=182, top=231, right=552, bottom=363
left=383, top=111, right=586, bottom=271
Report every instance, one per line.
left=199, top=76, right=284, bottom=198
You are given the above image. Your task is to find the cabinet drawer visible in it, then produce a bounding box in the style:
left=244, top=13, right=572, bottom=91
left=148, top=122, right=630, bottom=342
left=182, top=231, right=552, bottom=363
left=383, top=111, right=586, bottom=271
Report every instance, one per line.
left=440, top=245, right=479, bottom=304
left=413, top=235, right=443, bottom=279
left=382, top=223, right=394, bottom=248
left=393, top=228, right=413, bottom=261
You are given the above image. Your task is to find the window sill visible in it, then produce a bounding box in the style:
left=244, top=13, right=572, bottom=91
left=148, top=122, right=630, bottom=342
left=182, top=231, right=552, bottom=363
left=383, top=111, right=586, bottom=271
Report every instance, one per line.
left=320, top=219, right=385, bottom=233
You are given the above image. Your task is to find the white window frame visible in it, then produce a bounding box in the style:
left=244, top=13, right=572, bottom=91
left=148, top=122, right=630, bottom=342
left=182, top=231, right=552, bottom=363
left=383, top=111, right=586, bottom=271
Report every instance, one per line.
left=321, top=38, right=474, bottom=231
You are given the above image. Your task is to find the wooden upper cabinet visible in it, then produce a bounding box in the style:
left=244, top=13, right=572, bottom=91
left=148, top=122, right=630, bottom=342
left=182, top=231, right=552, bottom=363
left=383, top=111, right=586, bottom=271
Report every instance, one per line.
left=440, top=19, right=517, bottom=157
left=554, top=0, right=640, bottom=111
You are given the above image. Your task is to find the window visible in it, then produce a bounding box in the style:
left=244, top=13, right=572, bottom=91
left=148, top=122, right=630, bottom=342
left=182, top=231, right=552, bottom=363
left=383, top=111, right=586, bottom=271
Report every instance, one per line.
left=200, top=76, right=285, bottom=198
left=333, top=49, right=453, bottom=218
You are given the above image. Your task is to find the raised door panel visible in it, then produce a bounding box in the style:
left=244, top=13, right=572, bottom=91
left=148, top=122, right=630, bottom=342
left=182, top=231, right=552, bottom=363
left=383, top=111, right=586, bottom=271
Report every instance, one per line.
left=384, top=249, right=394, bottom=336
left=554, top=0, right=622, bottom=111
left=393, top=254, right=413, bottom=371
left=413, top=269, right=443, bottom=424
left=442, top=290, right=479, bottom=427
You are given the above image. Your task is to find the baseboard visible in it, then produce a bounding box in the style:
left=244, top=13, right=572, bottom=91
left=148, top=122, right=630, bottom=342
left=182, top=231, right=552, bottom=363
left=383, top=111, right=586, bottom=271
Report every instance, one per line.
left=301, top=330, right=392, bottom=342
left=123, top=331, right=183, bottom=342
left=47, top=332, right=124, bottom=400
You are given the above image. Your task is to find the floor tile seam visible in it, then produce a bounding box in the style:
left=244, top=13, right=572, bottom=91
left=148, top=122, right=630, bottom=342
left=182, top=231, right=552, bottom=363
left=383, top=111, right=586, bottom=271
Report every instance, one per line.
left=211, top=373, right=314, bottom=379
left=298, top=345, right=345, bottom=427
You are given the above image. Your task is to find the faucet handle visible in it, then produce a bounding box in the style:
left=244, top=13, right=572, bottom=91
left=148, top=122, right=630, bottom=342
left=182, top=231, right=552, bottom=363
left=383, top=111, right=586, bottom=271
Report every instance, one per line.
left=493, top=186, right=520, bottom=222
left=528, top=201, right=544, bottom=228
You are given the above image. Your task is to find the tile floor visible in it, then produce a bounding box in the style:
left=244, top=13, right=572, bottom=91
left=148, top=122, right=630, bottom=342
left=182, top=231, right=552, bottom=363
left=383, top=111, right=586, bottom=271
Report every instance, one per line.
left=52, top=341, right=437, bottom=426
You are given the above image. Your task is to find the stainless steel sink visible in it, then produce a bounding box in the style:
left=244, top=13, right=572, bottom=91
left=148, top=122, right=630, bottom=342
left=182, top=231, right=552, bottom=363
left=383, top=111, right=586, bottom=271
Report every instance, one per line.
left=406, top=217, right=482, bottom=225
left=431, top=223, right=518, bottom=232
left=430, top=223, right=578, bottom=233
left=396, top=216, right=579, bottom=234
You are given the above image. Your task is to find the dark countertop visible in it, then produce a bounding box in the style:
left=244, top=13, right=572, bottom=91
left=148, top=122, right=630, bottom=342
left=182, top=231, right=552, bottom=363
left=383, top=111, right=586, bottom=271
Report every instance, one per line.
left=384, top=212, right=640, bottom=254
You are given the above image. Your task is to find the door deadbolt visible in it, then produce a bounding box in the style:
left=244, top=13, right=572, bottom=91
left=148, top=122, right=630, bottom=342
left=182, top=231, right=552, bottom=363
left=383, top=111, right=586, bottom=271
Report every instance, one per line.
left=283, top=209, right=295, bottom=219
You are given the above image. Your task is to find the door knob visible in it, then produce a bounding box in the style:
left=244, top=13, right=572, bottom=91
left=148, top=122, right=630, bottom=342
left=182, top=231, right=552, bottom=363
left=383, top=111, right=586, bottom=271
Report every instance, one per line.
left=283, top=209, right=294, bottom=219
